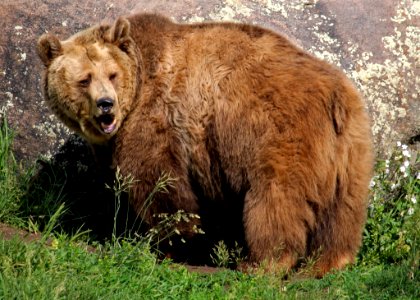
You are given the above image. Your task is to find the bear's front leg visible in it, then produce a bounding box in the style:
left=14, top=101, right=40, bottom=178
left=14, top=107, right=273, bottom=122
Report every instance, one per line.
left=112, top=113, right=201, bottom=239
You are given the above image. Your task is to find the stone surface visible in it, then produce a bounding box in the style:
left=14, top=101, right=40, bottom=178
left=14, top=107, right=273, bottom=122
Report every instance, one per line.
left=0, top=0, right=418, bottom=163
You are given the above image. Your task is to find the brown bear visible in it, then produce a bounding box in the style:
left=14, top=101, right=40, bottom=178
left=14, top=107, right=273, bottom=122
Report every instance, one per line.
left=37, top=13, right=374, bottom=276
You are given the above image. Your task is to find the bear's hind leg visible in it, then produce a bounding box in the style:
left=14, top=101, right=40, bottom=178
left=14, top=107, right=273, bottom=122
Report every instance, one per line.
left=310, top=158, right=372, bottom=277
left=243, top=180, right=315, bottom=273
left=310, top=187, right=369, bottom=277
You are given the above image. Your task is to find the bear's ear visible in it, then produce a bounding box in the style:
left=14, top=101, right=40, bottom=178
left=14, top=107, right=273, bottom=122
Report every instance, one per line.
left=109, top=17, right=132, bottom=53
left=37, top=34, right=63, bottom=66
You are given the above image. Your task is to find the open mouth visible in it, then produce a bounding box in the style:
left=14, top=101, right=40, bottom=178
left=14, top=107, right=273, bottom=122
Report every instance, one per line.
left=96, top=114, right=117, bottom=134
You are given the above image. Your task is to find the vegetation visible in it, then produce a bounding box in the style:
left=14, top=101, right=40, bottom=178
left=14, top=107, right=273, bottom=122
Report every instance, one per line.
left=0, top=117, right=419, bottom=299
left=360, top=142, right=419, bottom=268
left=0, top=118, right=25, bottom=226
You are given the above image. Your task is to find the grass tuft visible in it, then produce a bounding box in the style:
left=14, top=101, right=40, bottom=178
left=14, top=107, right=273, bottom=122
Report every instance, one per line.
left=0, top=117, right=25, bottom=227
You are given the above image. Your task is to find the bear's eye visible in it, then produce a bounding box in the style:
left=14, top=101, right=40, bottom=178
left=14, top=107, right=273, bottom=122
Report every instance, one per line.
left=78, top=76, right=91, bottom=87
left=109, top=73, right=117, bottom=81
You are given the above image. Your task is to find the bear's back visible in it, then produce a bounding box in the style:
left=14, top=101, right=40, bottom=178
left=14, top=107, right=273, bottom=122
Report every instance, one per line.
left=124, top=14, right=370, bottom=195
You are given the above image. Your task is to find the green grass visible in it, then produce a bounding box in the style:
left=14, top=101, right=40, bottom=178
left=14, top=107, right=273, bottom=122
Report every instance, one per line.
left=0, top=237, right=418, bottom=299
left=0, top=238, right=283, bottom=299
left=0, top=116, right=419, bottom=299
left=0, top=117, right=23, bottom=226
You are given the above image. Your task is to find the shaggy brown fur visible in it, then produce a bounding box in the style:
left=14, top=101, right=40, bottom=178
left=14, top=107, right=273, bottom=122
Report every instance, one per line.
left=37, top=13, right=374, bottom=276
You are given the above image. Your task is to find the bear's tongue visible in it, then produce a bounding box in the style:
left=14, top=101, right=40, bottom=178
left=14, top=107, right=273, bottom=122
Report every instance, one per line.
left=101, top=121, right=116, bottom=134
left=98, top=115, right=116, bottom=134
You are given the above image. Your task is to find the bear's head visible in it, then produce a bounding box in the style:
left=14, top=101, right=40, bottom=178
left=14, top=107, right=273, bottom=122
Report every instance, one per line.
left=37, top=18, right=139, bottom=144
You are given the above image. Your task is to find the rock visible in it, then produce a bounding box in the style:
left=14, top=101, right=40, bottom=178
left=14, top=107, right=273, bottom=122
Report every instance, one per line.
left=0, top=0, right=418, bottom=164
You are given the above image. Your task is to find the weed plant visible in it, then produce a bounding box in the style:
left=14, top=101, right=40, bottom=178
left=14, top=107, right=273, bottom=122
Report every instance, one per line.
left=210, top=240, right=244, bottom=268
left=106, top=167, right=204, bottom=248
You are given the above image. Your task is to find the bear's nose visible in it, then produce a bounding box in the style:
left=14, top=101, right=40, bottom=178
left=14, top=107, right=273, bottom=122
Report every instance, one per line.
left=96, top=98, right=114, bottom=113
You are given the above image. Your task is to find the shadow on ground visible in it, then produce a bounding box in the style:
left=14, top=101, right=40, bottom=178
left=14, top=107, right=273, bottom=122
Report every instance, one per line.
left=21, top=135, right=248, bottom=268
left=22, top=135, right=137, bottom=241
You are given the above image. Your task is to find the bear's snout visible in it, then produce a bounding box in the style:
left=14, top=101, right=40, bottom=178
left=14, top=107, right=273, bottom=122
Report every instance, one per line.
left=96, top=97, right=114, bottom=114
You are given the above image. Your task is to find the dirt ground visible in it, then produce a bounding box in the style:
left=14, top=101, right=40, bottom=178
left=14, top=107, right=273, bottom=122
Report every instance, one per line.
left=0, top=222, right=43, bottom=243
